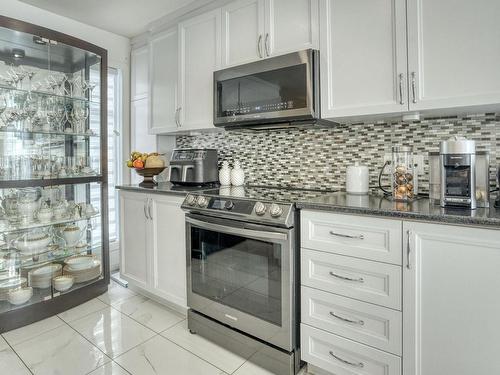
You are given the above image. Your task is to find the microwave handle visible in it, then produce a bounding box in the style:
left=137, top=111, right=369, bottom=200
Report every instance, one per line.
left=186, top=216, right=288, bottom=242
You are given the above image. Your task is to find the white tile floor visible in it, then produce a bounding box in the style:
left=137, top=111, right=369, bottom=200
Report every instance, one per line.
left=1, top=281, right=311, bottom=375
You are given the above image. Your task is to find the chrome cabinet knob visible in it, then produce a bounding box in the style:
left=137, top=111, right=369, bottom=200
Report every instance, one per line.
left=196, top=196, right=208, bottom=208
left=269, top=203, right=283, bottom=218
left=186, top=194, right=196, bottom=206
left=254, top=201, right=267, bottom=216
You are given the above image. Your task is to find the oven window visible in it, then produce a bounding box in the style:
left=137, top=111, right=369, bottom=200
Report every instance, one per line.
left=216, top=64, right=307, bottom=118
left=190, top=226, right=282, bottom=326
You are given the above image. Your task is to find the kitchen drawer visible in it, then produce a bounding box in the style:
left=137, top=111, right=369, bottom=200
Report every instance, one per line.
left=301, top=286, right=402, bottom=355
left=301, top=249, right=402, bottom=310
left=301, top=324, right=401, bottom=375
left=301, top=211, right=402, bottom=265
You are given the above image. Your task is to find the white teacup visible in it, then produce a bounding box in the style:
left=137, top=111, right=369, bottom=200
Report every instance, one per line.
left=37, top=208, right=53, bottom=223
left=62, top=225, right=81, bottom=247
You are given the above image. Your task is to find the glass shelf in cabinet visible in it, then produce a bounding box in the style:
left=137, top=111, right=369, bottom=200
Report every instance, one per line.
left=0, top=212, right=100, bottom=236
left=1, top=244, right=102, bottom=273
left=0, top=85, right=99, bottom=105
left=0, top=176, right=102, bottom=189
left=0, top=128, right=99, bottom=138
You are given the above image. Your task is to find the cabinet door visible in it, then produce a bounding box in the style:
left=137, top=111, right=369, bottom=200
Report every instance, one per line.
left=131, top=46, right=149, bottom=100
left=119, top=191, right=150, bottom=289
left=319, top=0, right=408, bottom=119
left=403, top=222, right=500, bottom=375
left=407, top=0, right=500, bottom=111
left=222, top=0, right=264, bottom=66
left=150, top=195, right=187, bottom=308
left=149, top=28, right=178, bottom=134
left=130, top=99, right=156, bottom=184
left=178, top=9, right=221, bottom=131
left=265, top=0, right=319, bottom=57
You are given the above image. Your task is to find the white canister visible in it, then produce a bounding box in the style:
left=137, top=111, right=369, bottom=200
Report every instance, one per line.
left=346, top=162, right=369, bottom=194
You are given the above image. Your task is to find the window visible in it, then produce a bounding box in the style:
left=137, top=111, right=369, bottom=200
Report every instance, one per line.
left=90, top=67, right=122, bottom=249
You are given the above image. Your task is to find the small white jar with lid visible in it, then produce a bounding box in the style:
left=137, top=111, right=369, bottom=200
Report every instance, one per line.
left=346, top=162, right=369, bottom=194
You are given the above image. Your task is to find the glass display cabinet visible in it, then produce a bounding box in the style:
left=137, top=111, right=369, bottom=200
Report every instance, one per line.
left=0, top=16, right=108, bottom=332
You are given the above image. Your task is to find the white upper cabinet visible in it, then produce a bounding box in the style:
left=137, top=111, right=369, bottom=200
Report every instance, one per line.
left=149, top=28, right=178, bottom=134
left=178, top=9, right=221, bottom=131
left=131, top=45, right=149, bottom=101
left=265, top=0, right=319, bottom=57
left=319, top=0, right=408, bottom=119
left=222, top=0, right=265, bottom=66
left=403, top=222, right=500, bottom=375
left=407, top=0, right=500, bottom=112
left=222, top=0, right=319, bottom=67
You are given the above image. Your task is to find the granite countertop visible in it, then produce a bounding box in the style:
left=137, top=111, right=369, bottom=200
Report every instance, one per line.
left=116, top=182, right=207, bottom=196
left=295, top=192, right=500, bottom=228
left=116, top=184, right=500, bottom=228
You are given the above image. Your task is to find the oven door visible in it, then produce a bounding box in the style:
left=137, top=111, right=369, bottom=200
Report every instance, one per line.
left=186, top=214, right=295, bottom=351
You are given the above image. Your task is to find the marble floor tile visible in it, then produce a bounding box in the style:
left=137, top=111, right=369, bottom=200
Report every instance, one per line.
left=58, top=298, right=108, bottom=323
left=161, top=320, right=248, bottom=374
left=233, top=360, right=277, bottom=375
left=87, top=361, right=131, bottom=375
left=0, top=335, right=9, bottom=351
left=98, top=282, right=137, bottom=305
left=112, top=295, right=185, bottom=333
left=69, top=307, right=156, bottom=359
left=0, top=346, right=31, bottom=375
left=13, top=324, right=109, bottom=375
left=115, top=335, right=226, bottom=375
left=2, top=316, right=65, bottom=346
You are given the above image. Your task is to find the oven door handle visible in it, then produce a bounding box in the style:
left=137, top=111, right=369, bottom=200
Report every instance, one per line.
left=186, top=217, right=288, bottom=242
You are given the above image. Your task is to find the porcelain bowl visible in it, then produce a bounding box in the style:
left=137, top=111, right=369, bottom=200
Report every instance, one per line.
left=53, top=275, right=74, bottom=292
left=14, top=232, right=51, bottom=253
left=65, top=255, right=94, bottom=270
left=8, top=286, right=33, bottom=305
left=32, top=263, right=62, bottom=277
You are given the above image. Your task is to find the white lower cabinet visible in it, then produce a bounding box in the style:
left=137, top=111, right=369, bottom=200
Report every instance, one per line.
left=119, top=190, right=187, bottom=309
left=150, top=194, right=187, bottom=308
left=301, top=248, right=402, bottom=310
left=120, top=191, right=150, bottom=289
left=301, top=286, right=402, bottom=355
left=403, top=222, right=500, bottom=375
left=301, top=210, right=500, bottom=375
left=301, top=324, right=401, bottom=375
left=301, top=210, right=403, bottom=375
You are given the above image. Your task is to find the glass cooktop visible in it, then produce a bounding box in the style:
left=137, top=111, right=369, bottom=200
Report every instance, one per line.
left=200, top=185, right=339, bottom=203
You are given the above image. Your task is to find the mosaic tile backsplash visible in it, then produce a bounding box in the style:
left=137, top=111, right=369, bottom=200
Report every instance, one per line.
left=176, top=114, right=500, bottom=194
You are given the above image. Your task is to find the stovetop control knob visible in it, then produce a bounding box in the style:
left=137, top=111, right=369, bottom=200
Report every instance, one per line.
left=269, top=203, right=283, bottom=218
left=196, top=195, right=209, bottom=208
left=254, top=201, right=267, bottom=216
left=224, top=200, right=234, bottom=210
left=186, top=194, right=196, bottom=206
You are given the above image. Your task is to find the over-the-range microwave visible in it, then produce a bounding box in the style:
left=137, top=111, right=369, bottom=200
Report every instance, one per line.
left=213, top=49, right=332, bottom=129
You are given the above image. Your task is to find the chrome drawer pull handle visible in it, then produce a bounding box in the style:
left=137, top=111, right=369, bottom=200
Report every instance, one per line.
left=329, top=271, right=364, bottom=283
left=329, top=311, right=364, bottom=326
left=329, top=231, right=364, bottom=240
left=329, top=351, right=364, bottom=368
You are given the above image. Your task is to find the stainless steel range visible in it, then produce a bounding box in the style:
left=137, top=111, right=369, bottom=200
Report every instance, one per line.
left=182, top=186, right=335, bottom=375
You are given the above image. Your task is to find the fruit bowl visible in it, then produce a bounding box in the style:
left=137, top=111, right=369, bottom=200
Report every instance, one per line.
left=134, top=167, right=166, bottom=186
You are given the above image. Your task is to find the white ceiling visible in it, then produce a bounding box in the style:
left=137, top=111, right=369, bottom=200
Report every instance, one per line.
left=18, top=0, right=203, bottom=37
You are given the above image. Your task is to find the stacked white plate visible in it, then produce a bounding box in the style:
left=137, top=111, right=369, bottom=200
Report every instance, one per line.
left=29, top=263, right=63, bottom=289
left=63, top=257, right=101, bottom=283
left=0, top=277, right=27, bottom=300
